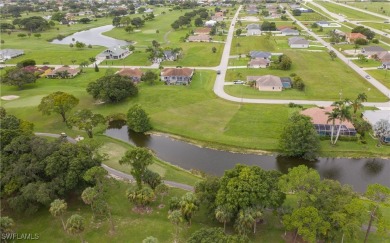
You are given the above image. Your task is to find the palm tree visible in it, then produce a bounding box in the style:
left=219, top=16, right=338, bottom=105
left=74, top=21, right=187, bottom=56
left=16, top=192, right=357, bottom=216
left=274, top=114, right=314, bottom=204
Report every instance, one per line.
left=333, top=102, right=352, bottom=145
left=235, top=209, right=255, bottom=236
left=49, top=199, right=68, bottom=231
left=250, top=207, right=263, bottom=234
left=326, top=109, right=340, bottom=144
left=352, top=92, right=368, bottom=114
left=215, top=206, right=232, bottom=233
left=168, top=210, right=182, bottom=243
left=66, top=214, right=85, bottom=243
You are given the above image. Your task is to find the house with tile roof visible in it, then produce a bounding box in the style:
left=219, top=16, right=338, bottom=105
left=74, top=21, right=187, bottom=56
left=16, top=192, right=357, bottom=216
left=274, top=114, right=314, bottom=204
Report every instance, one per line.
left=361, top=46, right=387, bottom=58
left=301, top=107, right=357, bottom=136
left=116, top=68, right=143, bottom=83
left=288, top=37, right=309, bottom=48
left=248, top=58, right=270, bottom=68
left=46, top=66, right=80, bottom=79
left=161, top=68, right=194, bottom=85
left=346, top=33, right=367, bottom=44
left=247, top=75, right=283, bottom=91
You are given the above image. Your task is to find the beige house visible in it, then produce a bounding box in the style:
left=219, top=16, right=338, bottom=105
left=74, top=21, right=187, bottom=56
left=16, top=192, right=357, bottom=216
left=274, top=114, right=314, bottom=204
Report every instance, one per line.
left=116, top=68, right=143, bottom=83
left=161, top=68, right=194, bottom=85
left=46, top=66, right=80, bottom=79
left=247, top=75, right=283, bottom=91
left=248, top=58, right=270, bottom=68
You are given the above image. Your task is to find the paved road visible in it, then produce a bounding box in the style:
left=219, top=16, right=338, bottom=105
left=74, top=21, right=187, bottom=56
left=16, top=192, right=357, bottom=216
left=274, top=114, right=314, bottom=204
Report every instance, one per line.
left=35, top=132, right=194, bottom=191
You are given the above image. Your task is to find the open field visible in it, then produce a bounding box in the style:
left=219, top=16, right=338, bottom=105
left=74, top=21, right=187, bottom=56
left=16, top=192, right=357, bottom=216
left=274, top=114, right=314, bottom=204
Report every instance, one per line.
left=295, top=12, right=329, bottom=21
left=344, top=2, right=390, bottom=15
left=1, top=66, right=389, bottom=157
left=225, top=50, right=387, bottom=102
left=367, top=69, right=390, bottom=89
left=315, top=1, right=386, bottom=21
left=3, top=179, right=389, bottom=243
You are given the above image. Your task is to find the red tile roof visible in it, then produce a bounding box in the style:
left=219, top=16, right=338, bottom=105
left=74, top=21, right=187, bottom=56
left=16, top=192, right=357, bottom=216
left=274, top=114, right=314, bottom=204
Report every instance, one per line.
left=346, top=32, right=366, bottom=40
left=161, top=68, right=194, bottom=77
left=117, top=68, right=143, bottom=78
left=301, top=106, right=355, bottom=129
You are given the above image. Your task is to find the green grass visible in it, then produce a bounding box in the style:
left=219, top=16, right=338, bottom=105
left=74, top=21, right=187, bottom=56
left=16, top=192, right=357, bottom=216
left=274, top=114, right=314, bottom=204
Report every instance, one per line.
left=225, top=50, right=387, bottom=102
left=295, top=12, right=329, bottom=21
left=367, top=69, right=390, bottom=89
left=343, top=2, right=390, bottom=15
left=316, top=1, right=386, bottom=21
left=3, top=180, right=388, bottom=243
left=94, top=136, right=201, bottom=186
left=1, top=65, right=389, bottom=157
left=352, top=59, right=382, bottom=68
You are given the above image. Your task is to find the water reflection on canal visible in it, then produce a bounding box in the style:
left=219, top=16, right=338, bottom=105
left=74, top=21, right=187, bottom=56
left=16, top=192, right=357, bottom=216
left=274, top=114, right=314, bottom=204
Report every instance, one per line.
left=105, top=121, right=390, bottom=193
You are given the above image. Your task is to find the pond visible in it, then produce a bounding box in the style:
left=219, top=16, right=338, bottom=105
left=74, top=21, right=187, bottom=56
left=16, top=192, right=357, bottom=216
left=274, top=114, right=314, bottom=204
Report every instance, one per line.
left=105, top=121, right=390, bottom=193
left=51, top=25, right=130, bottom=48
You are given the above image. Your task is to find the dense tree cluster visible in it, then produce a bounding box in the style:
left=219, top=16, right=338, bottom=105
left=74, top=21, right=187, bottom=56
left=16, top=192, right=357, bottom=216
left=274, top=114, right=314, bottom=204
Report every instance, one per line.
left=1, top=67, right=37, bottom=90
left=13, top=16, right=50, bottom=32
left=171, top=8, right=208, bottom=30
left=351, top=26, right=375, bottom=40
left=0, top=110, right=103, bottom=214
left=279, top=112, right=320, bottom=161
left=86, top=74, right=138, bottom=103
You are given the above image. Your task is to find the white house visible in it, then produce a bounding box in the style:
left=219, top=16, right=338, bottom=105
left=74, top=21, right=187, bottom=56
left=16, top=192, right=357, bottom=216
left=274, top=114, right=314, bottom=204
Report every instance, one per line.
left=246, top=24, right=261, bottom=36
left=281, top=28, right=299, bottom=36
left=205, top=20, right=217, bottom=27
left=288, top=37, right=309, bottom=48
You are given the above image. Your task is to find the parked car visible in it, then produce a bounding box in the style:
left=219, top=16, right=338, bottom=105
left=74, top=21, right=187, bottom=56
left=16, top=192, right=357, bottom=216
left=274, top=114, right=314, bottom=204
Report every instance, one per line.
left=365, top=75, right=371, bottom=79
left=233, top=80, right=244, bottom=84
left=216, top=70, right=221, bottom=75
left=377, top=66, right=384, bottom=69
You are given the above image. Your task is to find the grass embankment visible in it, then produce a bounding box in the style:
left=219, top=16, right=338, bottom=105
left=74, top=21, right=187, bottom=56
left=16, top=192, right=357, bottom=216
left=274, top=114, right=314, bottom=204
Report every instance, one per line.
left=5, top=180, right=389, bottom=243
left=1, top=67, right=389, bottom=158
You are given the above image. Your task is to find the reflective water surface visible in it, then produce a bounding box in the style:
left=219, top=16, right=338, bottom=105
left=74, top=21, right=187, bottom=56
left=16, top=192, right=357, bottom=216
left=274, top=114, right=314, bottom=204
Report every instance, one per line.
left=105, top=122, right=390, bottom=193
left=51, top=25, right=130, bottom=47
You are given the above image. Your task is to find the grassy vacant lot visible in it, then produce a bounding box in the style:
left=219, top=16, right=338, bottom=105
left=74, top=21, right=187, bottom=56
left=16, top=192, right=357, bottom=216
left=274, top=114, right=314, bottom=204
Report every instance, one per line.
left=295, top=12, right=329, bottom=21
left=316, top=1, right=386, bottom=21
left=225, top=50, right=387, bottom=102
left=1, top=67, right=389, bottom=158
left=367, top=69, right=390, bottom=89
left=345, top=2, right=390, bottom=15
left=4, top=179, right=389, bottom=243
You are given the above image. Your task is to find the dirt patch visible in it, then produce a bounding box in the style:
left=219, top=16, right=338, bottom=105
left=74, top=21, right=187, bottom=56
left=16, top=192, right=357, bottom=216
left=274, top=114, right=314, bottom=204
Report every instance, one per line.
left=282, top=231, right=307, bottom=243
left=1, top=95, right=20, bottom=100
left=158, top=204, right=165, bottom=209
left=132, top=206, right=153, bottom=214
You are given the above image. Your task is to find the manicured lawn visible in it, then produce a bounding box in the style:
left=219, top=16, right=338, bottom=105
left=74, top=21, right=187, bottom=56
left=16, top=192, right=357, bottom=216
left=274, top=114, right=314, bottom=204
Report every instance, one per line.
left=367, top=69, right=390, bottom=89
left=225, top=50, right=388, bottom=102
left=316, top=1, right=386, bottom=21
left=231, top=35, right=277, bottom=54
left=295, top=12, right=329, bottom=21
left=343, top=2, right=390, bottom=15
left=1, top=66, right=389, bottom=157
left=351, top=59, right=382, bottom=68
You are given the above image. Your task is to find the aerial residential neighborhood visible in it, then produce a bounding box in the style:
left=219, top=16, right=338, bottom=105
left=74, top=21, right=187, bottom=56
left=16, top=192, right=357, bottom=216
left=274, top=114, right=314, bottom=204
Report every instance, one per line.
left=0, top=0, right=390, bottom=242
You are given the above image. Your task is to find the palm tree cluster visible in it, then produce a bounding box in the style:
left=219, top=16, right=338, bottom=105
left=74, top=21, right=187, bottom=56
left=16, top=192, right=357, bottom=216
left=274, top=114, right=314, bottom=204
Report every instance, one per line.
left=326, top=93, right=367, bottom=145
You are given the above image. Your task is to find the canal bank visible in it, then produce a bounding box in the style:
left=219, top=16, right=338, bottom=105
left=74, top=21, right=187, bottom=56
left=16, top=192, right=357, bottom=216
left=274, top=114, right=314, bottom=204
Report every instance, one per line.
left=105, top=124, right=390, bottom=193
